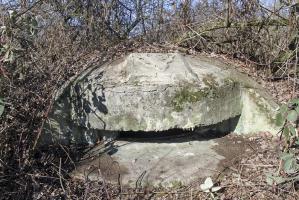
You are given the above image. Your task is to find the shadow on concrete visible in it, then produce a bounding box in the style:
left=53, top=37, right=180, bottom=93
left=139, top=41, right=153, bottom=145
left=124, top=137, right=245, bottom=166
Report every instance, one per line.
left=91, top=115, right=241, bottom=157
left=116, top=115, right=241, bottom=143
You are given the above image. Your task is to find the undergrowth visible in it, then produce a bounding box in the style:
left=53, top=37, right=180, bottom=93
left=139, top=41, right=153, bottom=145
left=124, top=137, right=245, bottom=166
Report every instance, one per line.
left=0, top=0, right=298, bottom=199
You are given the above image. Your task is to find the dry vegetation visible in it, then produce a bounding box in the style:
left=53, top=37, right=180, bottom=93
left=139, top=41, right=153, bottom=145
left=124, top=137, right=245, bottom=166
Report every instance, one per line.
left=0, top=0, right=298, bottom=199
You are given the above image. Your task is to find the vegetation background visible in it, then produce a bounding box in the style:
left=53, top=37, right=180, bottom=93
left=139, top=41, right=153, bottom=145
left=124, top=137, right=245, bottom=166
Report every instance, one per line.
left=0, top=0, right=298, bottom=199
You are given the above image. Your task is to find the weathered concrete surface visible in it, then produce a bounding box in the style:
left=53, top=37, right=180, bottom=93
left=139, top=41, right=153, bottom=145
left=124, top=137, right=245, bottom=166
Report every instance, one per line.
left=41, top=53, right=280, bottom=145
left=73, top=140, right=223, bottom=187
left=71, top=132, right=255, bottom=187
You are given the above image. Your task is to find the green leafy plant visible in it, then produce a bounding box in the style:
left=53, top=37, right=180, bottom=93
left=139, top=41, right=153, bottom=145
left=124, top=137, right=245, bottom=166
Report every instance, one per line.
left=266, top=99, right=299, bottom=186
left=280, top=152, right=299, bottom=174
left=266, top=152, right=299, bottom=185
left=276, top=98, right=299, bottom=144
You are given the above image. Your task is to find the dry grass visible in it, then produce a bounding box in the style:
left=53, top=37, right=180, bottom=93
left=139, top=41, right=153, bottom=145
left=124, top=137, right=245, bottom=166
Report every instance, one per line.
left=0, top=0, right=298, bottom=199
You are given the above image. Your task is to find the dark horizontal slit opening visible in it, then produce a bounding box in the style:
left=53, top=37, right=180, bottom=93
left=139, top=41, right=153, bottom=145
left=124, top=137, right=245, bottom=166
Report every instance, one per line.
left=116, top=115, right=241, bottom=142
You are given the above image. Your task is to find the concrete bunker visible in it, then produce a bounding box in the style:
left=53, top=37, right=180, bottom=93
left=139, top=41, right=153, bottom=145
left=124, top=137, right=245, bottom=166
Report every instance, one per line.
left=42, top=53, right=281, bottom=186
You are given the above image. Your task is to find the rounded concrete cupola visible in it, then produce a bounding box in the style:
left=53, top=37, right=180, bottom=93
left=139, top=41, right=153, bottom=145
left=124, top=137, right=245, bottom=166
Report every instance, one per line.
left=41, top=53, right=280, bottom=186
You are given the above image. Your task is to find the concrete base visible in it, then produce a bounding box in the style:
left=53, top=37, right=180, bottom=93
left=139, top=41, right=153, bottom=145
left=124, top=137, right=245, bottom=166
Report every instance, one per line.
left=71, top=128, right=253, bottom=187
left=110, top=139, right=223, bottom=187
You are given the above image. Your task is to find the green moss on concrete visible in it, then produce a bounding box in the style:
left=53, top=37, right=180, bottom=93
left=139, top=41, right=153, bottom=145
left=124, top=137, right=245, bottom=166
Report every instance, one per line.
left=170, top=78, right=238, bottom=112
left=202, top=74, right=219, bottom=89
left=224, top=77, right=238, bottom=86
left=171, top=87, right=209, bottom=112
left=170, top=180, right=183, bottom=188
left=132, top=79, right=140, bottom=86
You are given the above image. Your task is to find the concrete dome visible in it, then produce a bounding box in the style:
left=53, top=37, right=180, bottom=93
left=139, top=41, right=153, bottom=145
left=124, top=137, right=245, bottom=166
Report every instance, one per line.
left=42, top=53, right=280, bottom=145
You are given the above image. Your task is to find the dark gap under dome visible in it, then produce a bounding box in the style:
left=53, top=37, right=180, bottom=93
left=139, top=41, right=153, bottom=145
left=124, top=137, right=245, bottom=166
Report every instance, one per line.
left=113, top=115, right=241, bottom=142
